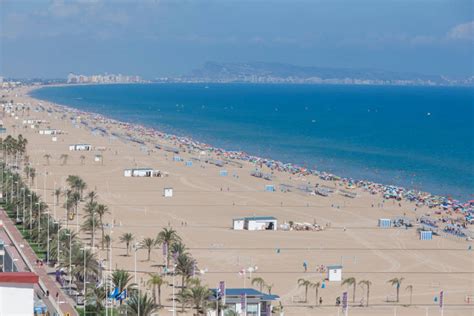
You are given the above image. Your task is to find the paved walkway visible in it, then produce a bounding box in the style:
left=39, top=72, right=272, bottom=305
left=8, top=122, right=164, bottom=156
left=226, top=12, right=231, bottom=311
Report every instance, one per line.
left=1, top=209, right=78, bottom=316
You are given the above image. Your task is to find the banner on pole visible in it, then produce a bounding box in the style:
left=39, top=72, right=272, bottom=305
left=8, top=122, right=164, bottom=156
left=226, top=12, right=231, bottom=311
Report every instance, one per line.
left=439, top=290, right=444, bottom=308
left=219, top=281, right=226, bottom=304
left=342, top=291, right=348, bottom=310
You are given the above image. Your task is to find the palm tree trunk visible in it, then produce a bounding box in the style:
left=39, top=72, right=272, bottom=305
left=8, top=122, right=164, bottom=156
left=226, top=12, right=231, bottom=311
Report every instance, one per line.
left=305, top=286, right=308, bottom=303
left=316, top=288, right=319, bottom=305
left=366, top=286, right=370, bottom=307
left=101, top=224, right=105, bottom=249
left=158, top=284, right=162, bottom=306
left=181, top=275, right=185, bottom=312
left=152, top=284, right=157, bottom=304
left=396, top=287, right=399, bottom=302
left=353, top=283, right=356, bottom=303
left=148, top=249, right=151, bottom=261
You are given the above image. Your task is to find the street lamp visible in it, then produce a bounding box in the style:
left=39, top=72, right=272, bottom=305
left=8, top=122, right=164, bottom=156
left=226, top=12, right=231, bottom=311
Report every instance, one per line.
left=80, top=246, right=90, bottom=308
left=133, top=241, right=141, bottom=284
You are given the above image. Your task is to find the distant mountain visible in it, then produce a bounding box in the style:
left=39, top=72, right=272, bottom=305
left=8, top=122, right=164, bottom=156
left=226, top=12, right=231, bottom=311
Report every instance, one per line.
left=164, top=61, right=472, bottom=86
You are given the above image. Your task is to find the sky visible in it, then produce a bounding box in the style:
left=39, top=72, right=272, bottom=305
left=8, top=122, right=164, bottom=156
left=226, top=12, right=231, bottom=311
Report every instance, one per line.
left=0, top=0, right=473, bottom=79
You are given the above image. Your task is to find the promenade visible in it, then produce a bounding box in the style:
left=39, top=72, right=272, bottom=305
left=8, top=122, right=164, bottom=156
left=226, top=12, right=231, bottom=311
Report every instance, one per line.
left=0, top=209, right=78, bottom=316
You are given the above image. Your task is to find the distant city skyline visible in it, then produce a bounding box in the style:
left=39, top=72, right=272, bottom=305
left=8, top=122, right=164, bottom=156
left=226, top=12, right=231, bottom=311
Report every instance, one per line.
left=1, top=0, right=473, bottom=79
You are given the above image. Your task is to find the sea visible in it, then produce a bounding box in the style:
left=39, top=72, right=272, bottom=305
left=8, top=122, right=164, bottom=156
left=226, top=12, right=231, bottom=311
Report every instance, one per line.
left=30, top=83, right=474, bottom=201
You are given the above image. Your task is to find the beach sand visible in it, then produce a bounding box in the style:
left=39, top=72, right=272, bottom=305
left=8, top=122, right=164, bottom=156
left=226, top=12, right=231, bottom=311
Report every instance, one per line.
left=2, top=85, right=473, bottom=315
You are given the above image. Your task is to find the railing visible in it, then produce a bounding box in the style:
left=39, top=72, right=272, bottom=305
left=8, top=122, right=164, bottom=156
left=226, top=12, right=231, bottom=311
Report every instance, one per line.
left=2, top=214, right=72, bottom=316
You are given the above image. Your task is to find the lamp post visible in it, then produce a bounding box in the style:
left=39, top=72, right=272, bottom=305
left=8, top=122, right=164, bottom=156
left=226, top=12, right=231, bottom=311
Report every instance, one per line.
left=133, top=242, right=140, bottom=284
left=21, top=187, right=26, bottom=232
left=44, top=210, right=50, bottom=265
left=80, top=247, right=90, bottom=308
left=65, top=232, right=72, bottom=282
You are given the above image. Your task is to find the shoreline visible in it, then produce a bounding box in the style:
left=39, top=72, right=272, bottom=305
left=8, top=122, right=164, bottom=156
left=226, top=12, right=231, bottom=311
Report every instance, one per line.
left=28, top=84, right=470, bottom=208
left=2, top=84, right=473, bottom=315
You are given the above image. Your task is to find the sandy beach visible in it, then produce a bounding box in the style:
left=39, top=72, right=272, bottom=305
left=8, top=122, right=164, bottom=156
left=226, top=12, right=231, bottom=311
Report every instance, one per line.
left=1, top=85, right=473, bottom=316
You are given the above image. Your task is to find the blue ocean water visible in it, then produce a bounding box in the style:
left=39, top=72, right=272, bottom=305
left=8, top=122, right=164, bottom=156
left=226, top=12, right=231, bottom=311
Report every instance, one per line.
left=31, top=84, right=473, bottom=200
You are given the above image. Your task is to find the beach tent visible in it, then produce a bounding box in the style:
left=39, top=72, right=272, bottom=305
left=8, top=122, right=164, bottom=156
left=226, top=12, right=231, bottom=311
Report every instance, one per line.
left=220, top=170, right=228, bottom=176
left=164, top=187, right=173, bottom=198
left=186, top=161, right=193, bottom=167
left=173, top=156, right=182, bottom=162
left=51, top=136, right=57, bottom=142
left=420, top=230, right=433, bottom=240
left=378, top=218, right=391, bottom=228
left=327, top=265, right=343, bottom=281
left=265, top=185, right=275, bottom=192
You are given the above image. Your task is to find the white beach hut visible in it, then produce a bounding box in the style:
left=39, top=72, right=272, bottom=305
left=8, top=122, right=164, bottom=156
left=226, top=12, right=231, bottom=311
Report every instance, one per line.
left=123, top=168, right=155, bottom=177
left=233, top=216, right=277, bottom=231
left=232, top=218, right=245, bottom=230
left=164, top=187, right=173, bottom=198
left=69, top=144, right=92, bottom=151
left=327, top=265, right=343, bottom=282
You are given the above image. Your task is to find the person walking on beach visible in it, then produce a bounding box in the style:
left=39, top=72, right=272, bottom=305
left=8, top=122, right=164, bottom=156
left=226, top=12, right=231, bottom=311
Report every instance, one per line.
left=303, top=261, right=308, bottom=272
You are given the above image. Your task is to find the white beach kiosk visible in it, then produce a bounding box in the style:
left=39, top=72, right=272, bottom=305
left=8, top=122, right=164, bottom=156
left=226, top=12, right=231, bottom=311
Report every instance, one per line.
left=163, top=187, right=173, bottom=198
left=124, top=168, right=155, bottom=177
left=233, top=216, right=277, bottom=231
left=327, top=265, right=343, bottom=282
left=69, top=144, right=92, bottom=151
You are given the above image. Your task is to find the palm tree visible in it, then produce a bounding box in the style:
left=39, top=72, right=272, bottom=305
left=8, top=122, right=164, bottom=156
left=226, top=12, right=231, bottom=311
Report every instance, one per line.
left=175, top=253, right=197, bottom=312
left=358, top=280, right=372, bottom=307
left=182, top=280, right=213, bottom=315
left=81, top=213, right=100, bottom=248
left=406, top=285, right=413, bottom=306
left=265, top=283, right=274, bottom=295
left=126, top=291, right=157, bottom=316
left=53, top=188, right=61, bottom=205
left=87, top=190, right=98, bottom=204
left=311, top=281, right=321, bottom=306
left=387, top=277, right=404, bottom=302
left=86, top=283, right=106, bottom=314
left=251, top=277, right=266, bottom=292
left=29, top=167, right=36, bottom=186
left=43, top=154, right=51, bottom=165
left=60, top=153, right=69, bottom=165
left=342, top=277, right=357, bottom=303
left=111, top=269, right=133, bottom=293
left=147, top=273, right=167, bottom=306
left=80, top=155, right=86, bottom=165
left=156, top=227, right=181, bottom=267
left=104, top=234, right=111, bottom=249
left=141, top=237, right=157, bottom=261
left=120, top=232, right=134, bottom=256
left=297, top=278, right=312, bottom=303
left=95, top=204, right=110, bottom=249
left=170, top=241, right=187, bottom=258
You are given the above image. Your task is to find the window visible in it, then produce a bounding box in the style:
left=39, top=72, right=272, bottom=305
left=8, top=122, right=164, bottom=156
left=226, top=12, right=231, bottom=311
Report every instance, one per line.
left=247, top=304, right=258, bottom=316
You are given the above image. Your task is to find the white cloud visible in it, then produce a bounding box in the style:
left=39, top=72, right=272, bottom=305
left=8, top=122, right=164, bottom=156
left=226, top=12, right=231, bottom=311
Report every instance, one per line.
left=447, top=21, right=474, bottom=40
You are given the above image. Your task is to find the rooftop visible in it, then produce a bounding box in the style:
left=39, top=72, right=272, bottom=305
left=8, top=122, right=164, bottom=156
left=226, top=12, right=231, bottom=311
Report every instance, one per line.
left=210, top=288, right=279, bottom=301
left=0, top=272, right=39, bottom=284
left=234, top=216, right=277, bottom=221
